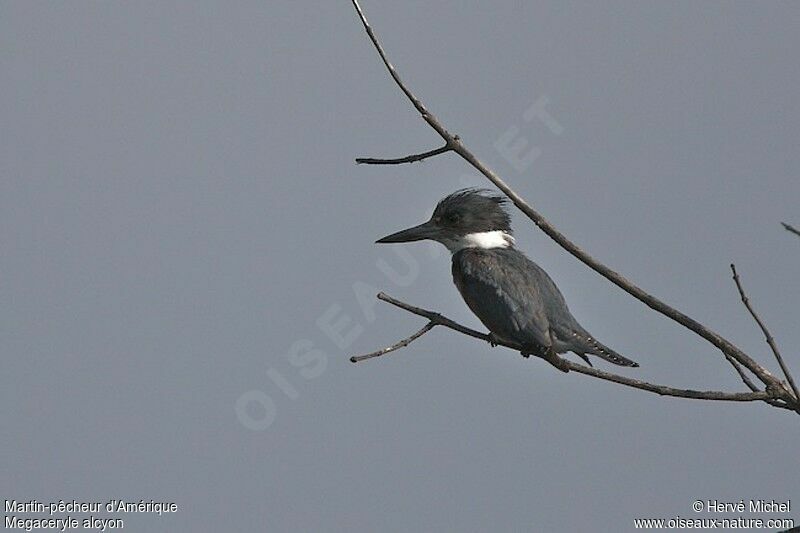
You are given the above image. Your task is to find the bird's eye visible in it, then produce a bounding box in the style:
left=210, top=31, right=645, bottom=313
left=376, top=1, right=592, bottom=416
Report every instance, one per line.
left=446, top=212, right=461, bottom=224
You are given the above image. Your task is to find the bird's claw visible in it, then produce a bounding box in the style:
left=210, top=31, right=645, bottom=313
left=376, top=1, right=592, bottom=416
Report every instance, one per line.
left=487, top=333, right=499, bottom=348
left=517, top=344, right=567, bottom=371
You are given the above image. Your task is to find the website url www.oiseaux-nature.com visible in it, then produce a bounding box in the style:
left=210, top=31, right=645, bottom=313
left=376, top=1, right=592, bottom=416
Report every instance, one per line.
left=633, top=516, right=794, bottom=529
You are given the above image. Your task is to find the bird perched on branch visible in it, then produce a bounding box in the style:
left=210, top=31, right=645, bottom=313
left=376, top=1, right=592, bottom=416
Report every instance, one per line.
left=376, top=188, right=638, bottom=368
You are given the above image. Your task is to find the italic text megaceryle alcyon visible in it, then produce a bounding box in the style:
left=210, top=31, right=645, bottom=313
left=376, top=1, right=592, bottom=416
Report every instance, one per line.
left=376, top=189, right=638, bottom=368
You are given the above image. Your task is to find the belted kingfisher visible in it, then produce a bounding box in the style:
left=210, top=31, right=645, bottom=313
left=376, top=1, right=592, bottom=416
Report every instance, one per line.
left=376, top=189, right=638, bottom=368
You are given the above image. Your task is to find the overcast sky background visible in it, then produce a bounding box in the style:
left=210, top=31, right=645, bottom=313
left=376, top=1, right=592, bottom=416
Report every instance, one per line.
left=2, top=2, right=798, bottom=531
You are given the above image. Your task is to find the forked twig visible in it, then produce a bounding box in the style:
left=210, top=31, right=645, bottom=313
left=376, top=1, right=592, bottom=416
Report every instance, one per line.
left=351, top=293, right=571, bottom=372
left=724, top=354, right=759, bottom=393
left=730, top=264, right=799, bottom=404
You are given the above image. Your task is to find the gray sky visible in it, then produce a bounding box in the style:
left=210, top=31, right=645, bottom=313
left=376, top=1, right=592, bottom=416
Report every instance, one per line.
left=2, top=1, right=798, bottom=531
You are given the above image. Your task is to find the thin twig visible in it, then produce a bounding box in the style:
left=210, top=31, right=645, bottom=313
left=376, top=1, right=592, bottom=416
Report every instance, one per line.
left=356, top=143, right=453, bottom=165
left=730, top=264, right=799, bottom=405
left=781, top=222, right=800, bottom=238
left=357, top=293, right=782, bottom=406
left=724, top=354, right=759, bottom=392
left=349, top=0, right=784, bottom=392
left=376, top=292, right=497, bottom=344
left=350, top=321, right=435, bottom=362
left=350, top=0, right=457, bottom=145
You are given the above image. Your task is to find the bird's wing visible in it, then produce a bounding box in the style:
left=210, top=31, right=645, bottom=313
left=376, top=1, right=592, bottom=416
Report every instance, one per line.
left=452, top=249, right=551, bottom=348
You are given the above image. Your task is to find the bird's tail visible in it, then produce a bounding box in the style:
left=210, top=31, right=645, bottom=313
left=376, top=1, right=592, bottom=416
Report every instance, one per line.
left=591, top=342, right=638, bottom=367
left=582, top=335, right=639, bottom=367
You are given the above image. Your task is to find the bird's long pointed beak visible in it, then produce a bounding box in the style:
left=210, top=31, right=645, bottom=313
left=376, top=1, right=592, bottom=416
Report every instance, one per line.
left=376, top=220, right=438, bottom=244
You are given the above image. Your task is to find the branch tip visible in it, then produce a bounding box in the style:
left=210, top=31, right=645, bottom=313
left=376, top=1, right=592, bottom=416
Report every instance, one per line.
left=781, top=221, right=800, bottom=237
left=355, top=144, right=453, bottom=165
left=350, top=321, right=435, bottom=363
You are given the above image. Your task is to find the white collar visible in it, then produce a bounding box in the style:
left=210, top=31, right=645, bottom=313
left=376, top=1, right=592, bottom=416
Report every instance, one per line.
left=442, top=230, right=515, bottom=253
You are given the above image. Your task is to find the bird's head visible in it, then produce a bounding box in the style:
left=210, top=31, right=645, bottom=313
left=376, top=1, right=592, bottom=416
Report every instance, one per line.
left=376, top=188, right=515, bottom=252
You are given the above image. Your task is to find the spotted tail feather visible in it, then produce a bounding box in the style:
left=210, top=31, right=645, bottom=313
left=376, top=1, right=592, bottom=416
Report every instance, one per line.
left=572, top=332, right=639, bottom=367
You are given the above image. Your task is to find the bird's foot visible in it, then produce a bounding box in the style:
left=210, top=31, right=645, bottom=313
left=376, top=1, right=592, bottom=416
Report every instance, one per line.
left=519, top=343, right=540, bottom=360
left=487, top=333, right=499, bottom=348
left=518, top=344, right=569, bottom=371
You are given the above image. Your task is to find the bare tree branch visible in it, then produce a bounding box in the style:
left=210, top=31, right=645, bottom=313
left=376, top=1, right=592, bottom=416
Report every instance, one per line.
left=730, top=264, right=799, bottom=404
left=356, top=142, right=454, bottom=165
left=352, top=293, right=571, bottom=372
left=350, top=0, right=453, bottom=138
left=781, top=221, right=800, bottom=238
left=351, top=293, right=787, bottom=407
left=349, top=0, right=798, bottom=415
left=350, top=321, right=435, bottom=363
left=724, top=354, right=759, bottom=393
